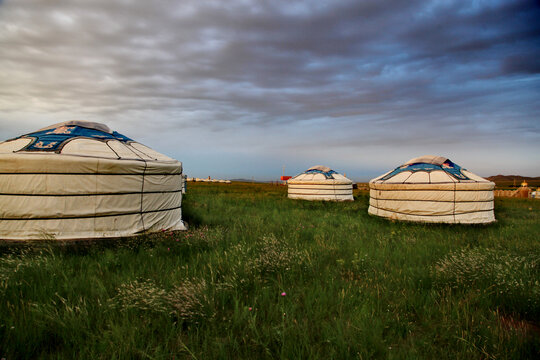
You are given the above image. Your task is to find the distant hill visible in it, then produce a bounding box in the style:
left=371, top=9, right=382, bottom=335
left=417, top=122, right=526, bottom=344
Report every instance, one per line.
left=487, top=175, right=540, bottom=188
left=486, top=175, right=540, bottom=182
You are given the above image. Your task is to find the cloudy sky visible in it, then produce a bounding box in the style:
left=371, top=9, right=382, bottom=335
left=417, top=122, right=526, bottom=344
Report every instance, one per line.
left=0, top=0, right=539, bottom=180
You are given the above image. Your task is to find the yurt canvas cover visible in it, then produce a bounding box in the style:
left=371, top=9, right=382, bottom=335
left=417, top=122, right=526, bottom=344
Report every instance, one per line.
left=0, top=120, right=186, bottom=241
left=288, top=165, right=354, bottom=201
left=368, top=155, right=495, bottom=224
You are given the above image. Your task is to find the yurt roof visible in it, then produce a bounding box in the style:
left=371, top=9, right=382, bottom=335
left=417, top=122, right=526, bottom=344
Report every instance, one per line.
left=404, top=155, right=447, bottom=166
left=297, top=165, right=338, bottom=178
left=0, top=120, right=174, bottom=162
left=37, top=120, right=112, bottom=134
left=307, top=165, right=332, bottom=173
left=372, top=155, right=491, bottom=183
left=289, top=165, right=352, bottom=184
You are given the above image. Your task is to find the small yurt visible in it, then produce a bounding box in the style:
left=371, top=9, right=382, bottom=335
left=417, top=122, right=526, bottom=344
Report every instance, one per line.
left=368, top=155, right=495, bottom=224
left=288, top=165, right=354, bottom=201
left=0, top=120, right=186, bottom=241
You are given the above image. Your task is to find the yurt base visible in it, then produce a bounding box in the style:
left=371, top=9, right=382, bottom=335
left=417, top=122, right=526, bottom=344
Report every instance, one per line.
left=0, top=225, right=188, bottom=245
left=288, top=193, right=354, bottom=201
left=368, top=206, right=496, bottom=224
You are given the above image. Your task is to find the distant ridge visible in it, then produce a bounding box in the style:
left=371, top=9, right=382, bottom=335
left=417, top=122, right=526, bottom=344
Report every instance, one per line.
left=486, top=175, right=540, bottom=181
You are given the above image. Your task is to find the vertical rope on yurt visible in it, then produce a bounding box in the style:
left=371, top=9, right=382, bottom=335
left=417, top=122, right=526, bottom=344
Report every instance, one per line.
left=120, top=141, right=149, bottom=232
left=374, top=182, right=378, bottom=216
left=140, top=160, right=148, bottom=231
left=453, top=181, right=456, bottom=223
left=377, top=184, right=380, bottom=216
left=400, top=172, right=414, bottom=218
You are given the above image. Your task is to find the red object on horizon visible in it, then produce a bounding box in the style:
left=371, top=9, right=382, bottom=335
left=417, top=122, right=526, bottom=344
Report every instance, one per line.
left=281, top=176, right=292, bottom=181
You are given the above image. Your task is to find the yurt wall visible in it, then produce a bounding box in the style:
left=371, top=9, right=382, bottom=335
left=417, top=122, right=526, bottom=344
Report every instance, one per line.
left=0, top=121, right=186, bottom=241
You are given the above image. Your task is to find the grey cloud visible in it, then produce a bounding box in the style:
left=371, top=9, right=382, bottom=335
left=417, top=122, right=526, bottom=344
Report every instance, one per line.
left=0, top=0, right=539, bottom=177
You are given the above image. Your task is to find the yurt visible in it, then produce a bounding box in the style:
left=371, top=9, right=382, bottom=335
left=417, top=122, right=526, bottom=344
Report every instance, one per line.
left=368, top=155, right=495, bottom=224
left=0, top=120, right=186, bottom=241
left=288, top=165, right=354, bottom=201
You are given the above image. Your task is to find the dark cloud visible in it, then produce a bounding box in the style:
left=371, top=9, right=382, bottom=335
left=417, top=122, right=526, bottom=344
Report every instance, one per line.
left=502, top=53, right=540, bottom=75
left=0, top=0, right=539, bottom=178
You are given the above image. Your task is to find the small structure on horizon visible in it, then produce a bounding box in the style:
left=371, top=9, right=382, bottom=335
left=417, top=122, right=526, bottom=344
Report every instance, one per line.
left=280, top=175, right=292, bottom=185
left=494, top=180, right=535, bottom=198
left=186, top=177, right=231, bottom=184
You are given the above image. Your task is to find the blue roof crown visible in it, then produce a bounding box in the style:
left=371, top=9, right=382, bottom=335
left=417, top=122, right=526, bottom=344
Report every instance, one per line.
left=15, top=122, right=132, bottom=152
left=381, top=157, right=470, bottom=181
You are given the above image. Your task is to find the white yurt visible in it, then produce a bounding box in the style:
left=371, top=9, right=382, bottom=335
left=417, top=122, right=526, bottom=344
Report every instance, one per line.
left=368, top=155, right=495, bottom=224
left=288, top=165, right=354, bottom=201
left=0, top=120, right=186, bottom=241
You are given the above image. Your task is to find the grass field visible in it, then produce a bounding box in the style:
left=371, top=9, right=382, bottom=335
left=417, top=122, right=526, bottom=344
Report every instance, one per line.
left=1, top=182, right=539, bottom=359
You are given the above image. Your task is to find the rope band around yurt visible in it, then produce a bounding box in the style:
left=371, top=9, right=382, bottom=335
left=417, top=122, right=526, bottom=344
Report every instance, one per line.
left=0, top=206, right=183, bottom=221
left=367, top=205, right=494, bottom=217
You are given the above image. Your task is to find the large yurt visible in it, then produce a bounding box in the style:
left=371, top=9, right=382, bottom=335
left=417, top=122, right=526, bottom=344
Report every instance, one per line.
left=368, top=155, right=495, bottom=224
left=0, top=120, right=186, bottom=241
left=288, top=165, right=354, bottom=201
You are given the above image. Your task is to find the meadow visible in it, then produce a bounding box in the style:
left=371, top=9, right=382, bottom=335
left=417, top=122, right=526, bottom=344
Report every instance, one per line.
left=1, top=182, right=539, bottom=359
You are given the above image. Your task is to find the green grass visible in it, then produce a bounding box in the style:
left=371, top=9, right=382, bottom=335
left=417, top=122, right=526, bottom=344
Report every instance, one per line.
left=1, top=182, right=539, bottom=359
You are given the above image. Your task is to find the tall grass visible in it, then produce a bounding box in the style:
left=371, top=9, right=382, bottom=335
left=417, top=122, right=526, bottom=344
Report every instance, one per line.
left=1, top=182, right=539, bottom=359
